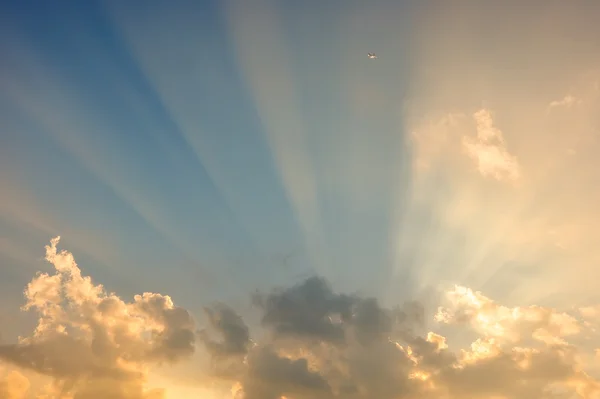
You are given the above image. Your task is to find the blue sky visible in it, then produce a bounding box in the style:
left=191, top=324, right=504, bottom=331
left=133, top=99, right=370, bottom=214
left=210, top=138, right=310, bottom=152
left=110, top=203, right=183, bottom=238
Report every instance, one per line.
left=0, top=0, right=419, bottom=320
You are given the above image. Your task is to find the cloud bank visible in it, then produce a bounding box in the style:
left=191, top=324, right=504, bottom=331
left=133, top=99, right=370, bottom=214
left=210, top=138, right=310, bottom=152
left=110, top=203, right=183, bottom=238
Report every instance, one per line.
left=2, top=239, right=600, bottom=398
left=201, top=278, right=600, bottom=399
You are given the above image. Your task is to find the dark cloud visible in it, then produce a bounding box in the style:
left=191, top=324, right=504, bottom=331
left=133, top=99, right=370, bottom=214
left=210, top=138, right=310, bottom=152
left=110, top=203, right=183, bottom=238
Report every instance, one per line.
left=0, top=335, right=138, bottom=381
left=200, top=275, right=600, bottom=399
left=396, top=300, right=426, bottom=327
left=199, top=304, right=251, bottom=358
left=350, top=297, right=393, bottom=346
left=254, top=276, right=355, bottom=344
left=243, top=346, right=332, bottom=399
left=134, top=295, right=196, bottom=363
left=202, top=276, right=438, bottom=398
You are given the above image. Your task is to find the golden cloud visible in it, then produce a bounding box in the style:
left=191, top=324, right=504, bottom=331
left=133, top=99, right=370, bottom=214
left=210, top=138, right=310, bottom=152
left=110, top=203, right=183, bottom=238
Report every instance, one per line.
left=0, top=237, right=196, bottom=399
left=3, top=239, right=600, bottom=398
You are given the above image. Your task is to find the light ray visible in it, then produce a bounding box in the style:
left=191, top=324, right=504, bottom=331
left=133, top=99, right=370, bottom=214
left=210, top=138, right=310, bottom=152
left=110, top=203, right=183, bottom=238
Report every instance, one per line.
left=223, top=0, right=327, bottom=277
left=0, top=43, right=237, bottom=294
left=391, top=0, right=600, bottom=309
left=106, top=2, right=303, bottom=276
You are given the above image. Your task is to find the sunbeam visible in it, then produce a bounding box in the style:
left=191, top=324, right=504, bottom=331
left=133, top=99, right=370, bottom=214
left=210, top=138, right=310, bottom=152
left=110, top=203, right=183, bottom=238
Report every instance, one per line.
left=2, top=0, right=600, bottom=398
left=223, top=0, right=327, bottom=280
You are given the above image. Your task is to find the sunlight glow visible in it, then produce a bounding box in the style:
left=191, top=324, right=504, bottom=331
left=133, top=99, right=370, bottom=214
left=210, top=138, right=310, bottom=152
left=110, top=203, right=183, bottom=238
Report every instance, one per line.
left=2, top=1, right=600, bottom=398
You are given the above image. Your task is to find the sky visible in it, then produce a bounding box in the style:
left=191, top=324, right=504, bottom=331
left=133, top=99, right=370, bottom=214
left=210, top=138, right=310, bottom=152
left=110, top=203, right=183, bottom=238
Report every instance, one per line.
left=1, top=0, right=600, bottom=398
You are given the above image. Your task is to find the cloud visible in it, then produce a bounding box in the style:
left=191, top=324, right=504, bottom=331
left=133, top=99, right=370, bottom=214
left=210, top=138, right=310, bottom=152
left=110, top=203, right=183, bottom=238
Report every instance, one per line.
left=435, top=285, right=582, bottom=346
left=252, top=277, right=356, bottom=344
left=243, top=346, right=332, bottom=399
left=410, top=109, right=520, bottom=182
left=0, top=237, right=196, bottom=399
left=199, top=304, right=252, bottom=359
left=200, top=276, right=600, bottom=399
left=5, top=238, right=600, bottom=398
left=0, top=369, right=30, bottom=399
left=462, top=109, right=520, bottom=181
left=548, top=95, right=582, bottom=111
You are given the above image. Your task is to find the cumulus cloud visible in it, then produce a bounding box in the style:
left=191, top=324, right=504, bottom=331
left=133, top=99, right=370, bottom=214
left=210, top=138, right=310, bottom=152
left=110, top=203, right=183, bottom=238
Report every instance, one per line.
left=5, top=238, right=600, bottom=398
left=200, top=276, right=600, bottom=399
left=243, top=346, right=332, bottom=399
left=252, top=277, right=356, bottom=344
left=435, top=285, right=582, bottom=346
left=462, top=109, right=520, bottom=181
left=0, top=237, right=196, bottom=399
left=201, top=304, right=251, bottom=356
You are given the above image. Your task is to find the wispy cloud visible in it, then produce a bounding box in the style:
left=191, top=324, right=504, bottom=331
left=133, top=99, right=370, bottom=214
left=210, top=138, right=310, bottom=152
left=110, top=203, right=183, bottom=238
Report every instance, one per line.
left=462, top=109, right=520, bottom=181
left=409, top=109, right=520, bottom=182
left=548, top=94, right=582, bottom=111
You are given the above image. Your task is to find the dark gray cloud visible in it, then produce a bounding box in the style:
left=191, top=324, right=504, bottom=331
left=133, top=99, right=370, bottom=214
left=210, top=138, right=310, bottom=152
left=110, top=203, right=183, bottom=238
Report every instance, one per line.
left=243, top=346, right=332, bottom=399
left=200, top=275, right=597, bottom=399
left=199, top=303, right=251, bottom=358
left=201, top=276, right=436, bottom=398
left=253, top=276, right=424, bottom=347
left=254, top=276, right=356, bottom=344
left=350, top=297, right=393, bottom=346
left=134, top=295, right=196, bottom=362
left=0, top=335, right=138, bottom=381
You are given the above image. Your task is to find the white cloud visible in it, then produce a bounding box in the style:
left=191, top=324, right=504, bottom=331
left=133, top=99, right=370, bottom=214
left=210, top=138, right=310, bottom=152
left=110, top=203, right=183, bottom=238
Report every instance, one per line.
left=436, top=285, right=582, bottom=346
left=462, top=109, right=520, bottom=181
left=410, top=109, right=520, bottom=182
left=548, top=95, right=582, bottom=111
